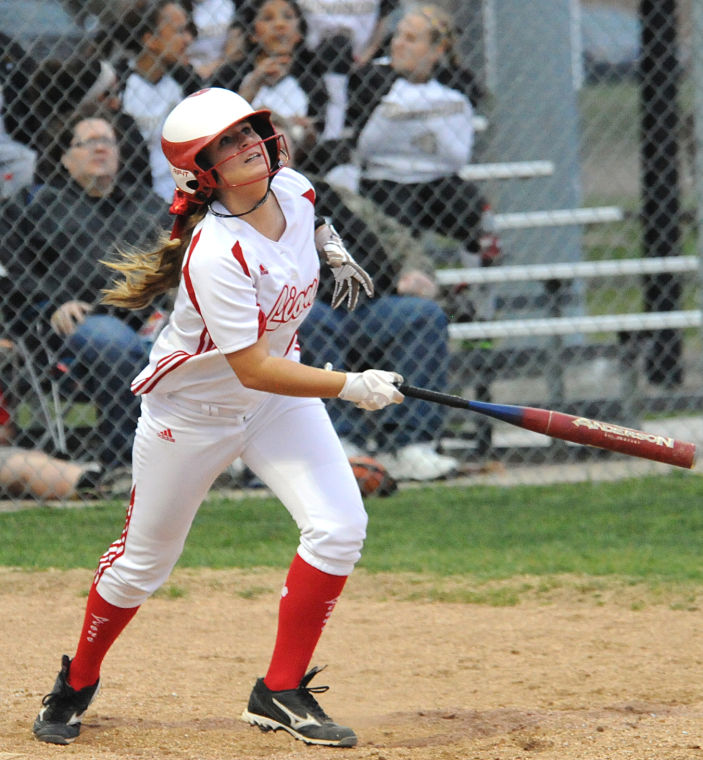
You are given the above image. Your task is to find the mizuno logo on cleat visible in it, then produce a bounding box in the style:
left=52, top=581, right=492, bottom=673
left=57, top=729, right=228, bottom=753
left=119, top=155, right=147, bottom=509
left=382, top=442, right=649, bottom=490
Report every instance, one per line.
left=157, top=428, right=175, bottom=442
left=272, top=699, right=321, bottom=729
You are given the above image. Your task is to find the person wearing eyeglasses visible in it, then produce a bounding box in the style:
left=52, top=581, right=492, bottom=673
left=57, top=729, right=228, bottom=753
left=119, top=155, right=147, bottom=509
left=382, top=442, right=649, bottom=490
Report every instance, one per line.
left=3, top=54, right=152, bottom=194
left=1, top=103, right=171, bottom=474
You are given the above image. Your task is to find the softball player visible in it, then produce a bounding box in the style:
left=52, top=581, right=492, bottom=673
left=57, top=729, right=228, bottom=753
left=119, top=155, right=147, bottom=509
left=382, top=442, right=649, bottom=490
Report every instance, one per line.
left=32, top=87, right=404, bottom=748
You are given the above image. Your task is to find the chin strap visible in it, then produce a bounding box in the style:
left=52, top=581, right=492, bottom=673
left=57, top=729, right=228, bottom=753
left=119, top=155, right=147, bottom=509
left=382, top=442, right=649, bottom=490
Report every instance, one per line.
left=168, top=189, right=207, bottom=241
left=208, top=187, right=271, bottom=219
left=168, top=182, right=273, bottom=240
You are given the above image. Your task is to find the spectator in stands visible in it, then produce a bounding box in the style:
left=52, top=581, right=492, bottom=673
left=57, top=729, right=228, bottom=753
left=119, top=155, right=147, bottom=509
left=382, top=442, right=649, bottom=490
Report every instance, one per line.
left=184, top=0, right=237, bottom=79
left=345, top=3, right=489, bottom=264
left=273, top=115, right=458, bottom=480
left=1, top=105, right=170, bottom=472
left=210, top=0, right=328, bottom=174
left=112, top=0, right=199, bottom=201
left=297, top=0, right=398, bottom=140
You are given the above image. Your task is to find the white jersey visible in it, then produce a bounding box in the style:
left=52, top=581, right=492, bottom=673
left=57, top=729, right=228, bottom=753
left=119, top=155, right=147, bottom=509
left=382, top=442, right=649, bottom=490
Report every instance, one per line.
left=122, top=71, right=185, bottom=201
left=358, top=76, right=474, bottom=183
left=132, top=168, right=320, bottom=414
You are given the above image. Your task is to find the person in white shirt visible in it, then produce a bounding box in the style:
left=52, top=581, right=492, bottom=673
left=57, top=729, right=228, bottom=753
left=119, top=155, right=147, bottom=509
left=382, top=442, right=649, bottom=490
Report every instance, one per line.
left=31, top=87, right=403, bottom=749
left=118, top=0, right=196, bottom=200
left=347, top=3, right=488, bottom=263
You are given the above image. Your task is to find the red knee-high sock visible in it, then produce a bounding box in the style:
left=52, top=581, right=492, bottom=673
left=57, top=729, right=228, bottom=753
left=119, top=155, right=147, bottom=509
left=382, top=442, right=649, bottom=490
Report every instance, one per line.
left=67, top=583, right=140, bottom=691
left=264, top=554, right=347, bottom=691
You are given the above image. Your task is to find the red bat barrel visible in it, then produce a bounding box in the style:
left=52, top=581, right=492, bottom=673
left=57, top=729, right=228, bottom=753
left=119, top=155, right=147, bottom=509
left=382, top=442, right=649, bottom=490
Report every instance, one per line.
left=519, top=407, right=696, bottom=469
left=396, top=385, right=697, bottom=469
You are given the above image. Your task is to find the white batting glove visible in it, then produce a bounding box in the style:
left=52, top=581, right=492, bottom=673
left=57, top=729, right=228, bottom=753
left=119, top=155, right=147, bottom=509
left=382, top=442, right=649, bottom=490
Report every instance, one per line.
left=316, top=224, right=374, bottom=310
left=338, top=369, right=404, bottom=411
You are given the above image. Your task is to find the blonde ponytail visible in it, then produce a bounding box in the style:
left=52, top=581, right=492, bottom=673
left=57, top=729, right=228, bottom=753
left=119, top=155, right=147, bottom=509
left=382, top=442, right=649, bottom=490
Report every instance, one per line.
left=101, top=206, right=208, bottom=310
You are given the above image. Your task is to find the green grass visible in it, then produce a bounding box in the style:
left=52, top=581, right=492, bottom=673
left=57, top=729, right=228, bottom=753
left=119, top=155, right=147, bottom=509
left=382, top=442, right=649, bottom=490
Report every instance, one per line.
left=2, top=473, right=703, bottom=587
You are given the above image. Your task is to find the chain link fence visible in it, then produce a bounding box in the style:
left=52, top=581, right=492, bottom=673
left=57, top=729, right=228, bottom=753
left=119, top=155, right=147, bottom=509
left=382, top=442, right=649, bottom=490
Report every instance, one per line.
left=1, top=0, right=700, bottom=503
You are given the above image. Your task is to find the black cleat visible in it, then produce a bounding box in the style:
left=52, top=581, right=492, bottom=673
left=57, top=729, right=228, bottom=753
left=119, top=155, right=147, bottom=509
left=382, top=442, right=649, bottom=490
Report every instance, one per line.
left=32, top=655, right=100, bottom=744
left=242, top=666, right=357, bottom=747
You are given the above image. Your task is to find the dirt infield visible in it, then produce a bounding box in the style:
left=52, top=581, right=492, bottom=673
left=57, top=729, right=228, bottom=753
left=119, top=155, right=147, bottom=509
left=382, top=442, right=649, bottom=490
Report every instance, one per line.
left=2, top=567, right=703, bottom=759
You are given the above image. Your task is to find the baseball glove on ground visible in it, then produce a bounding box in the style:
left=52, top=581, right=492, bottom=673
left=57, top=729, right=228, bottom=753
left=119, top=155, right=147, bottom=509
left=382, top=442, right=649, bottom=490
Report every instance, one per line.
left=349, top=456, right=398, bottom=497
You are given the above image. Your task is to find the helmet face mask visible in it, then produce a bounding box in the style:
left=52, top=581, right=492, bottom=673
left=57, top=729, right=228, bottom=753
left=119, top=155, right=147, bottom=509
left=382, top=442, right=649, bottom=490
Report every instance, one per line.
left=161, top=88, right=288, bottom=198
left=195, top=131, right=289, bottom=193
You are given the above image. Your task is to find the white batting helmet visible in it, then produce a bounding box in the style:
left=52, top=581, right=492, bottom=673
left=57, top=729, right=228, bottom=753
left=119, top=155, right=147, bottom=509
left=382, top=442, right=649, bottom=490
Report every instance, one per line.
left=161, top=87, right=284, bottom=196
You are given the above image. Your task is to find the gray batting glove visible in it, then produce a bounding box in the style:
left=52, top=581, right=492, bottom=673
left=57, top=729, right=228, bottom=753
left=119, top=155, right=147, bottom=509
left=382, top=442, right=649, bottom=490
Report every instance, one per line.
left=318, top=224, right=374, bottom=310
left=338, top=369, right=404, bottom=410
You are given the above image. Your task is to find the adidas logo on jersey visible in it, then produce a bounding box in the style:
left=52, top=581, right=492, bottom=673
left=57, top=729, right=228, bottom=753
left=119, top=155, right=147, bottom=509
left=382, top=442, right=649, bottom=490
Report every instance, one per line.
left=259, top=263, right=269, bottom=275
left=157, top=428, right=175, bottom=442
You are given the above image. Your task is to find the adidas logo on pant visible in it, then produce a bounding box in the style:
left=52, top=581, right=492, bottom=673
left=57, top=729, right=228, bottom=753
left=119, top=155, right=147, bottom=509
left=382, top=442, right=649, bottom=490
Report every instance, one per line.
left=157, top=428, right=175, bottom=442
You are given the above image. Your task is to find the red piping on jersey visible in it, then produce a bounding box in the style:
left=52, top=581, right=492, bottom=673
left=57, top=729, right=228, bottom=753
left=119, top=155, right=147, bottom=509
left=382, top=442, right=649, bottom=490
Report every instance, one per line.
left=131, top=345, right=217, bottom=394
left=231, top=241, right=250, bottom=276
left=131, top=350, right=189, bottom=394
left=196, top=326, right=212, bottom=354
left=183, top=230, right=203, bottom=316
left=232, top=241, right=266, bottom=338
left=94, top=486, right=135, bottom=586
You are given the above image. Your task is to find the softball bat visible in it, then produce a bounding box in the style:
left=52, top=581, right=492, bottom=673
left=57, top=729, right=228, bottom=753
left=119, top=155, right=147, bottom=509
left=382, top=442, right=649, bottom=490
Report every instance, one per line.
left=397, top=383, right=696, bottom=469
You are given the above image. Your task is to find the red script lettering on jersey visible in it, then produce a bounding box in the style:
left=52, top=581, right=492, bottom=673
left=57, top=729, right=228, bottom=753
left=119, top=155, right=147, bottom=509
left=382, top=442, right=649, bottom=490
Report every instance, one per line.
left=267, top=279, right=318, bottom=327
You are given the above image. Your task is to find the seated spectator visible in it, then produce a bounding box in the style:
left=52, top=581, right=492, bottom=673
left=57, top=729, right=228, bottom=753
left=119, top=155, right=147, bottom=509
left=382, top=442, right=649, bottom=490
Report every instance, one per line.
left=210, top=0, right=328, bottom=174
left=345, top=3, right=489, bottom=264
left=1, top=105, right=170, bottom=472
left=111, top=0, right=200, bottom=200
left=273, top=115, right=458, bottom=480
left=184, top=0, right=237, bottom=80
left=297, top=0, right=399, bottom=139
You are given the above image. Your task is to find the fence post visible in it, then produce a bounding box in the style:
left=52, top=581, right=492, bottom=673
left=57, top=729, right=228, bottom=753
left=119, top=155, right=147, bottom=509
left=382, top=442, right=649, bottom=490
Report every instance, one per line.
left=692, top=0, right=703, bottom=376
left=639, top=0, right=684, bottom=387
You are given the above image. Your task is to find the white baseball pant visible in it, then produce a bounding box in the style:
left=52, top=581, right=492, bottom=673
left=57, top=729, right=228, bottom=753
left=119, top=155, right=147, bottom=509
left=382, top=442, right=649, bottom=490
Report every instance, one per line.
left=95, top=392, right=367, bottom=608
